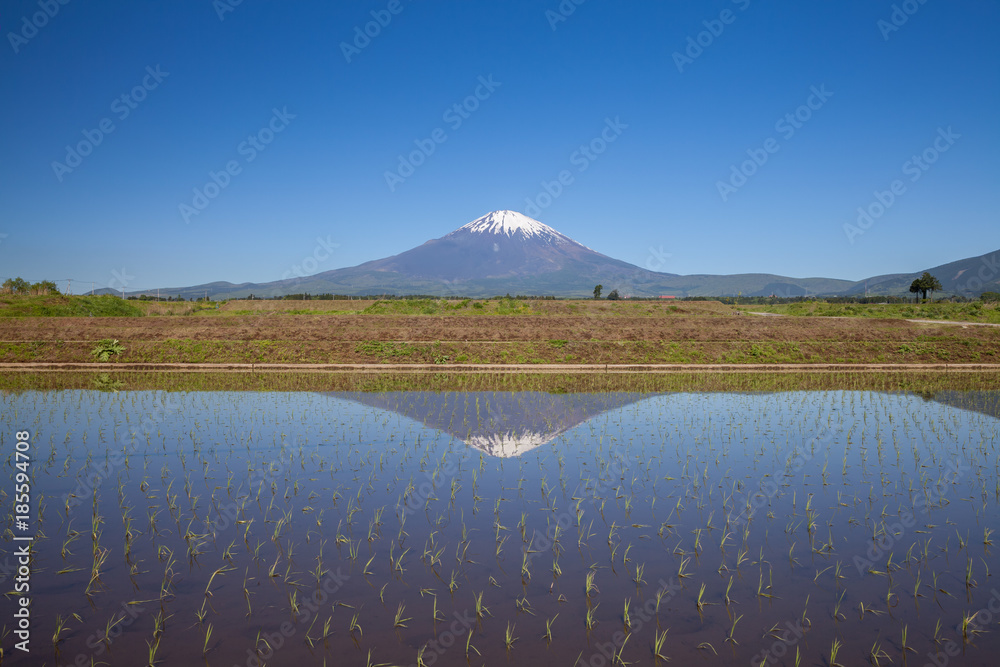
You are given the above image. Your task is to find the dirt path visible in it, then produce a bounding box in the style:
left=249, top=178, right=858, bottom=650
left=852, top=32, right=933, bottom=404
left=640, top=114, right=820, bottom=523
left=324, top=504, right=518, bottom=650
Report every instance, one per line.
left=3, top=362, right=999, bottom=373
left=906, top=319, right=1000, bottom=327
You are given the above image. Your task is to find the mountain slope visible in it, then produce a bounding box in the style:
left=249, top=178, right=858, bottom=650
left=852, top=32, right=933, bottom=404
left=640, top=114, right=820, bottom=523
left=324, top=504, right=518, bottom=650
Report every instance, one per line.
left=843, top=249, right=1000, bottom=297
left=122, top=211, right=997, bottom=299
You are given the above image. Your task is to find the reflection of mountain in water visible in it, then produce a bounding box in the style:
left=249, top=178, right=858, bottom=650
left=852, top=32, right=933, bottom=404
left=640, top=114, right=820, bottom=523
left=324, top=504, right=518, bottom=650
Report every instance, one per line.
left=925, top=391, right=1000, bottom=421
left=325, top=392, right=657, bottom=457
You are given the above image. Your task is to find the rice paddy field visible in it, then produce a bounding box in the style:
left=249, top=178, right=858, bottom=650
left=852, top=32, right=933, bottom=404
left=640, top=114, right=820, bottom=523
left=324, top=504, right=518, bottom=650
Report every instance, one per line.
left=2, top=373, right=999, bottom=666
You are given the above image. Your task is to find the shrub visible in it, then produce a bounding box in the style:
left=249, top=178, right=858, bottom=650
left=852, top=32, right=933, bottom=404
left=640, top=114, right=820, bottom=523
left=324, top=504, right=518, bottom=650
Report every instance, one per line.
left=91, top=339, right=126, bottom=361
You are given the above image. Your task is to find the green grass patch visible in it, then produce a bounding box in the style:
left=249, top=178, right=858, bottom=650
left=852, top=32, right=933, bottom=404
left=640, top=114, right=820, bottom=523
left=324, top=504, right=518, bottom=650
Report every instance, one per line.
left=355, top=340, right=417, bottom=359
left=742, top=301, right=1000, bottom=323
left=0, top=295, right=145, bottom=317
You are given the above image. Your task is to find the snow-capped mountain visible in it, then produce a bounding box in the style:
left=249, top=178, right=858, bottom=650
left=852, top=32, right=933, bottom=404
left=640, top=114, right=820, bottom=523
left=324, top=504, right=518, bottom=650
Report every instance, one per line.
left=454, top=210, right=589, bottom=248
left=139, top=208, right=968, bottom=299
left=343, top=210, right=640, bottom=287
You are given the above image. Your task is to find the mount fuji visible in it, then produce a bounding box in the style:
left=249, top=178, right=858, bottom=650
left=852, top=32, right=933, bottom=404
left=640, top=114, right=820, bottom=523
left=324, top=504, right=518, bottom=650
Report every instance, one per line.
left=130, top=210, right=998, bottom=299
left=348, top=210, right=646, bottom=285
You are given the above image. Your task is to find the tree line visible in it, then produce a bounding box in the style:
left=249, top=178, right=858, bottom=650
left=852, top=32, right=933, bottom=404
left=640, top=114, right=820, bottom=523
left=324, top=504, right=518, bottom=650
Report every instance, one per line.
left=1, top=277, right=59, bottom=295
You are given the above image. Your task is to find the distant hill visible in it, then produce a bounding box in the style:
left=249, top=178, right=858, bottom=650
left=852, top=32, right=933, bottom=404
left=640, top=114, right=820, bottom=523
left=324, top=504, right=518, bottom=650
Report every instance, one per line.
left=842, top=250, right=1000, bottom=298
left=116, top=210, right=997, bottom=299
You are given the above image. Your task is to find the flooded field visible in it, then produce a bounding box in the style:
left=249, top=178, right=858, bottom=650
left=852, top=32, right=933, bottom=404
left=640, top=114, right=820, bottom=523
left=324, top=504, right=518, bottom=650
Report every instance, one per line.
left=2, top=384, right=999, bottom=666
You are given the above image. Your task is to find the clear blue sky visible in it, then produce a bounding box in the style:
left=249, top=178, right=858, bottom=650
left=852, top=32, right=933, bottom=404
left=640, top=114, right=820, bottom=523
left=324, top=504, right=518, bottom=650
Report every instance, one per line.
left=2, top=0, right=997, bottom=293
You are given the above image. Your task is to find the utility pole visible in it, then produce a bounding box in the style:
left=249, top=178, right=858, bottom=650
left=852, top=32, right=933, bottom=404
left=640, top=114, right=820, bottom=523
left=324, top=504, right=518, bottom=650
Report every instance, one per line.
left=91, top=282, right=94, bottom=295
left=68, top=279, right=72, bottom=295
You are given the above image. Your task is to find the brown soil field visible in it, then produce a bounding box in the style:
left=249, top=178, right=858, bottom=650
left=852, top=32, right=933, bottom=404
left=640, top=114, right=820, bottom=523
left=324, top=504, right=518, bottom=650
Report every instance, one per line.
left=0, top=299, right=997, bottom=365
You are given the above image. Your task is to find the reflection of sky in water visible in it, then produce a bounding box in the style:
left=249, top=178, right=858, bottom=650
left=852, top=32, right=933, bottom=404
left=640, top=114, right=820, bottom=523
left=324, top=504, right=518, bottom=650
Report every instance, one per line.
left=2, top=388, right=998, bottom=666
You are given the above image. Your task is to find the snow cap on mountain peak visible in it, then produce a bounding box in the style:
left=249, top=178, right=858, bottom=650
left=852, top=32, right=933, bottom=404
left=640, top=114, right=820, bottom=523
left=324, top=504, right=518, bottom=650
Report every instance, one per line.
left=458, top=210, right=563, bottom=239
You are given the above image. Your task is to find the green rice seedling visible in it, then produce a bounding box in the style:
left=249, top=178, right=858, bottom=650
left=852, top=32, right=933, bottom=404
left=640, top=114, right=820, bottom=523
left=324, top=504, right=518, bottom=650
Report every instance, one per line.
left=724, top=576, right=735, bottom=606
left=99, top=613, right=127, bottom=650
left=696, top=583, right=710, bottom=611
left=828, top=638, right=844, bottom=667
left=901, top=624, right=916, bottom=655
left=515, top=596, right=535, bottom=616
left=586, top=569, right=599, bottom=599
left=393, top=602, right=412, bottom=628
left=655, top=585, right=669, bottom=614
left=586, top=603, right=599, bottom=630
left=432, top=594, right=444, bottom=622
left=202, top=623, right=213, bottom=655
left=349, top=612, right=363, bottom=638
left=51, top=613, right=80, bottom=649
left=474, top=591, right=491, bottom=620
left=961, top=611, right=982, bottom=641
left=85, top=546, right=110, bottom=596
left=542, top=614, right=558, bottom=643
left=833, top=590, right=847, bottom=621
left=613, top=634, right=631, bottom=666
left=633, top=563, right=645, bottom=588
left=465, top=628, right=480, bottom=658
left=505, top=621, right=518, bottom=650
left=623, top=598, right=632, bottom=631
left=653, top=627, right=669, bottom=661
left=697, top=642, right=717, bottom=655
left=725, top=614, right=743, bottom=645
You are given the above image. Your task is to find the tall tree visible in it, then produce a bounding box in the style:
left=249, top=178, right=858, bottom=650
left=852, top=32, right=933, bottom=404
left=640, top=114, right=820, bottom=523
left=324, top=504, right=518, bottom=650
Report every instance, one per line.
left=919, top=272, right=942, bottom=300
left=593, top=284, right=602, bottom=299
